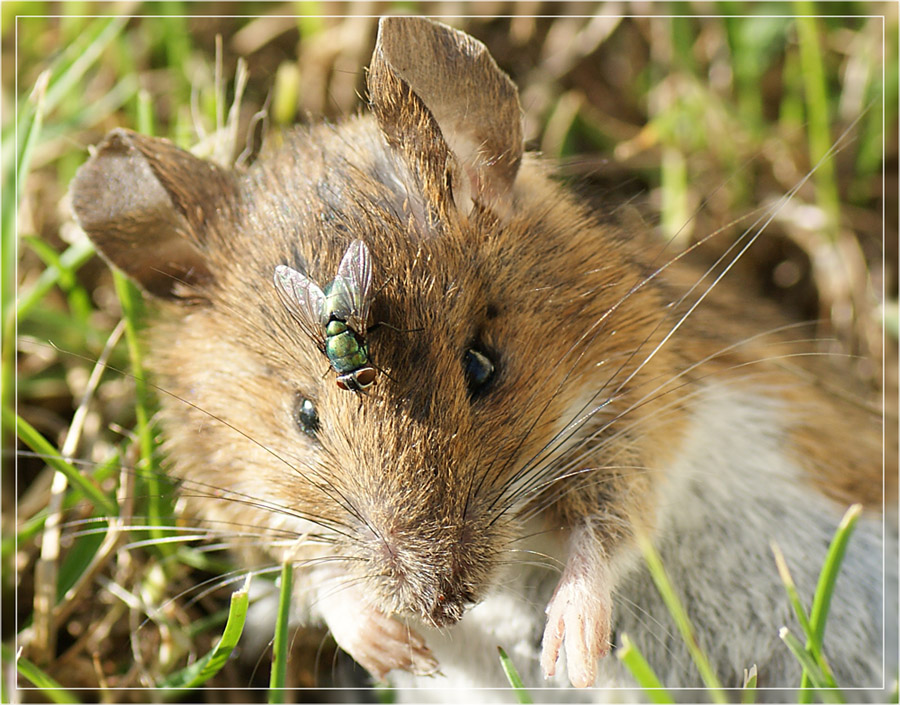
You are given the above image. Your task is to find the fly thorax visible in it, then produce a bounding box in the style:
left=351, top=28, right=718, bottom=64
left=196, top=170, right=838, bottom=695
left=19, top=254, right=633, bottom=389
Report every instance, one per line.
left=325, top=319, right=347, bottom=337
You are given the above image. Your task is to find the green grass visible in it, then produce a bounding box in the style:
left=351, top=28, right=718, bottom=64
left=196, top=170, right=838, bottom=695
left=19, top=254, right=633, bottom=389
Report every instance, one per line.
left=496, top=503, right=868, bottom=701
left=268, top=561, right=293, bottom=702
left=614, top=505, right=864, bottom=703
left=158, top=574, right=251, bottom=690
left=794, top=6, right=841, bottom=243
left=12, top=411, right=117, bottom=515
left=633, top=528, right=727, bottom=701
left=2, top=643, right=80, bottom=703
left=7, top=4, right=893, bottom=702
left=7, top=8, right=274, bottom=696
left=616, top=634, right=674, bottom=703
left=497, top=646, right=533, bottom=704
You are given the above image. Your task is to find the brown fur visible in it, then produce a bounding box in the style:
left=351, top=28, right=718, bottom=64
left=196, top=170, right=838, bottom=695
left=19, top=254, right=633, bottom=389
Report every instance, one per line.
left=70, top=16, right=886, bottom=686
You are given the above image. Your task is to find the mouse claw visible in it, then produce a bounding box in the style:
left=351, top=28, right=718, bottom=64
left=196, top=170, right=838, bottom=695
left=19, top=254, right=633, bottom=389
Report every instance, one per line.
left=540, top=531, right=613, bottom=688
left=322, top=592, right=438, bottom=680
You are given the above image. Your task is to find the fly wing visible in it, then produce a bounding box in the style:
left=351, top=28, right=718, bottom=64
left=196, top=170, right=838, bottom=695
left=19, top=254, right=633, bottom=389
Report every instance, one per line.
left=274, top=265, right=328, bottom=349
left=331, top=239, right=373, bottom=335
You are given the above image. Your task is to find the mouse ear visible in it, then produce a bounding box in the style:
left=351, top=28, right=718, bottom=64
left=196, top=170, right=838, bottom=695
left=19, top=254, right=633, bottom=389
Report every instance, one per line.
left=70, top=128, right=237, bottom=301
left=368, top=16, right=523, bottom=221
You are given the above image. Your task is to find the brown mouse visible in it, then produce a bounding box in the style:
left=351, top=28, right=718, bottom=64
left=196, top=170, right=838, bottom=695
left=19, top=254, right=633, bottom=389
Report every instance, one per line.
left=70, top=16, right=893, bottom=696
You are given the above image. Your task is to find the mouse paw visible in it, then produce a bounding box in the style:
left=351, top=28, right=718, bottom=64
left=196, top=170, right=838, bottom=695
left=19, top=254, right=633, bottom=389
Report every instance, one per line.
left=322, top=592, right=438, bottom=681
left=540, top=535, right=613, bottom=688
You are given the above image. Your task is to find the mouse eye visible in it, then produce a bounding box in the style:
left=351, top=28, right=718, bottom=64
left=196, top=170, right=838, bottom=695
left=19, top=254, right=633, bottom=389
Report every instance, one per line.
left=464, top=348, right=495, bottom=395
left=293, top=396, right=320, bottom=437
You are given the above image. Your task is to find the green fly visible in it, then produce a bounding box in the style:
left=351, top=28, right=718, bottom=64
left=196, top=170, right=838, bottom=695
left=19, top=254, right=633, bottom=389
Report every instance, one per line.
left=274, top=240, right=377, bottom=392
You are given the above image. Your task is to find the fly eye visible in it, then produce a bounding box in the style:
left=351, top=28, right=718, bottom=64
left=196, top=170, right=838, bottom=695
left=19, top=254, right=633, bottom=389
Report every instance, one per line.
left=464, top=348, right=495, bottom=395
left=293, top=396, right=319, bottom=437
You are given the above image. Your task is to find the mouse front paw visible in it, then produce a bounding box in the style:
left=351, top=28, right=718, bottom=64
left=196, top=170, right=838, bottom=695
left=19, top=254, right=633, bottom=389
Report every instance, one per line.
left=323, top=594, right=438, bottom=681
left=540, top=534, right=613, bottom=687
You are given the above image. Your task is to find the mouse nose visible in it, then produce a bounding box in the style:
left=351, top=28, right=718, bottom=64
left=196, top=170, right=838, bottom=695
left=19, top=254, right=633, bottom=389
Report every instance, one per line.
left=426, top=587, right=475, bottom=627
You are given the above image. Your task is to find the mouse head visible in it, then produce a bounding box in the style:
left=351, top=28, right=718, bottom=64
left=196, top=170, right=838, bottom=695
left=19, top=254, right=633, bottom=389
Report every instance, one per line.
left=71, top=17, right=671, bottom=627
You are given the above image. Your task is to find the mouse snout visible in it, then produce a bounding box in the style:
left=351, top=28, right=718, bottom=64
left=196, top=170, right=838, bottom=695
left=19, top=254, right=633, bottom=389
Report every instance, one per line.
left=358, top=514, right=485, bottom=627
left=375, top=543, right=478, bottom=627
left=425, top=584, right=476, bottom=627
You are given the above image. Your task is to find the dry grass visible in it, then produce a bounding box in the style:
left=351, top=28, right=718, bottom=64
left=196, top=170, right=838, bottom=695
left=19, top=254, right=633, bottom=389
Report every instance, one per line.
left=5, top=4, right=896, bottom=702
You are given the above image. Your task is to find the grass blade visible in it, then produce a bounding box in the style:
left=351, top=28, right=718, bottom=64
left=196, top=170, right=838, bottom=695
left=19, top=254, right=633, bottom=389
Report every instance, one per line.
left=798, top=504, right=862, bottom=699
left=20, top=235, right=92, bottom=322
left=794, top=6, right=840, bottom=241
left=3, top=69, right=50, bottom=447
left=268, top=560, right=293, bottom=701
left=616, top=633, right=674, bottom=703
left=497, top=646, right=533, bottom=704
left=771, top=541, right=838, bottom=690
left=158, top=575, right=251, bottom=689
left=779, top=628, right=843, bottom=703
left=11, top=411, right=117, bottom=516
left=635, top=528, right=727, bottom=702
left=15, top=238, right=96, bottom=320
left=771, top=543, right=816, bottom=650
left=112, top=271, right=173, bottom=551
left=42, top=16, right=130, bottom=115
left=1, top=644, right=80, bottom=704
left=808, top=505, right=863, bottom=649
left=741, top=664, right=758, bottom=704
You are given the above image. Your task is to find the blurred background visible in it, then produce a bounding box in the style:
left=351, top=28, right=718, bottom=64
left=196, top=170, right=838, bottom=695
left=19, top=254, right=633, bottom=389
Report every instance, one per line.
left=4, top=2, right=897, bottom=701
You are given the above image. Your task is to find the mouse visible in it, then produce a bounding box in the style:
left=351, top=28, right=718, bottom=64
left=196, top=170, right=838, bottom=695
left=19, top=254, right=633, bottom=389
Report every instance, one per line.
left=69, top=15, right=894, bottom=698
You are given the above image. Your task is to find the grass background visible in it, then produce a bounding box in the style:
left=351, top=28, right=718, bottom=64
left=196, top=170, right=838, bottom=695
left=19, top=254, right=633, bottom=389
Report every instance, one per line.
left=4, top=2, right=897, bottom=702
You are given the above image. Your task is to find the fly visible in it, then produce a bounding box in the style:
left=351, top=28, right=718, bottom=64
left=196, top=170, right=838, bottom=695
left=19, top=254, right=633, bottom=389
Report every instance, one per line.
left=274, top=239, right=376, bottom=392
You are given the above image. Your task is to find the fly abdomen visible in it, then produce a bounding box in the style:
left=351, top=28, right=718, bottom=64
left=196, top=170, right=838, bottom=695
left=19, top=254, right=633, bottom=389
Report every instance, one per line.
left=325, top=319, right=369, bottom=373
left=273, top=240, right=376, bottom=392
